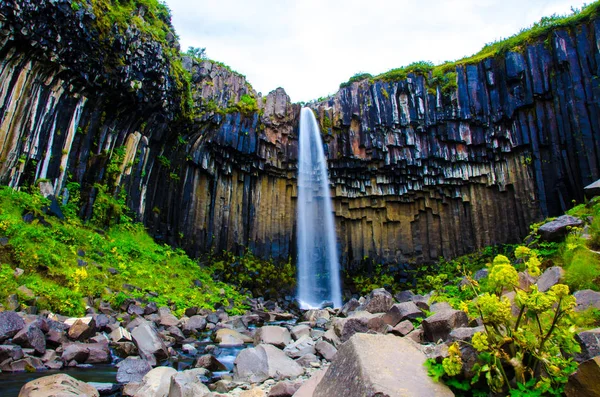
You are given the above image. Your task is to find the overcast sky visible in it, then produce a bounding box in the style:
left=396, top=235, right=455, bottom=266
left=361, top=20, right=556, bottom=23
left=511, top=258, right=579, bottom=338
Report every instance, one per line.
left=166, top=0, right=589, bottom=102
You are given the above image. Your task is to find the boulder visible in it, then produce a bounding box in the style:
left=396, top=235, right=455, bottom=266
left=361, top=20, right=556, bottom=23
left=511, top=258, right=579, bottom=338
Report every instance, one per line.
left=290, top=324, right=311, bottom=340
left=536, top=266, right=565, bottom=292
left=254, top=326, right=292, bottom=348
left=359, top=288, right=394, bottom=314
left=394, top=290, right=415, bottom=303
left=283, top=335, right=316, bottom=358
left=267, top=380, right=302, bottom=397
left=182, top=315, right=207, bottom=334
left=158, top=307, right=179, bottom=327
left=215, top=328, right=252, bottom=345
left=422, top=308, right=469, bottom=342
left=584, top=179, right=600, bottom=198
left=133, top=366, right=177, bottom=397
left=296, top=353, right=320, bottom=368
left=13, top=324, right=46, bottom=355
left=131, top=321, right=169, bottom=365
left=302, top=309, right=330, bottom=323
left=340, top=298, right=360, bottom=317
left=449, top=326, right=485, bottom=343
left=0, top=311, right=25, bottom=342
left=565, top=356, right=600, bottom=397
left=193, top=354, right=227, bottom=371
left=1, top=356, right=44, bottom=372
left=233, top=343, right=303, bottom=383
left=0, top=344, right=24, bottom=362
left=538, top=215, right=583, bottom=242
left=390, top=320, right=414, bottom=337
left=111, top=327, right=132, bottom=342
left=313, top=334, right=453, bottom=397
left=382, top=302, right=423, bottom=326
left=576, top=327, right=600, bottom=362
left=18, top=373, right=99, bottom=397
left=315, top=340, right=337, bottom=361
left=62, top=342, right=110, bottom=364
left=117, top=356, right=153, bottom=384
left=168, top=368, right=211, bottom=397
left=68, top=318, right=97, bottom=341
left=574, top=289, right=600, bottom=312
left=293, top=368, right=327, bottom=397
left=332, top=311, right=387, bottom=342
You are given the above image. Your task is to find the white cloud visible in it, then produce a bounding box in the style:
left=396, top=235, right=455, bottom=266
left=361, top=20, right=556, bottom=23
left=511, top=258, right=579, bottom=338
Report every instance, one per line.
left=166, top=0, right=590, bottom=102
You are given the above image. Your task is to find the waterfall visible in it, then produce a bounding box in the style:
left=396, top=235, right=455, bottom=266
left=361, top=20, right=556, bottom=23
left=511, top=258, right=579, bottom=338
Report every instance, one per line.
left=296, top=107, right=342, bottom=309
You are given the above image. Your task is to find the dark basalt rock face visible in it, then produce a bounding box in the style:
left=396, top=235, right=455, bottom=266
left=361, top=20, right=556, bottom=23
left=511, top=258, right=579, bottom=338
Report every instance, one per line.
left=1, top=0, right=600, bottom=275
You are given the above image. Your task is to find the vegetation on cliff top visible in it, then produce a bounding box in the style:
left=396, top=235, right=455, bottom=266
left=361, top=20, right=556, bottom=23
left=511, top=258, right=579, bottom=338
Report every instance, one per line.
left=338, top=2, right=600, bottom=95
left=0, top=186, right=247, bottom=317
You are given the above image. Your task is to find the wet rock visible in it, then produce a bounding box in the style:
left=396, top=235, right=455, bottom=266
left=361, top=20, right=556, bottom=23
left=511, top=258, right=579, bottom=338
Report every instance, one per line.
left=382, top=302, right=423, bottom=326
left=422, top=308, right=469, bottom=342
left=313, top=333, right=453, bottom=396
left=233, top=343, right=303, bottom=383
left=0, top=311, right=25, bottom=342
left=113, top=342, right=138, bottom=358
left=116, top=356, right=153, bottom=384
left=538, top=215, right=583, bottom=242
left=89, top=382, right=120, bottom=395
left=253, top=325, right=292, bottom=348
left=18, top=374, right=99, bottom=396
left=194, top=354, right=227, bottom=371
left=166, top=325, right=185, bottom=343
left=536, top=266, right=565, bottom=292
left=1, top=356, right=45, bottom=372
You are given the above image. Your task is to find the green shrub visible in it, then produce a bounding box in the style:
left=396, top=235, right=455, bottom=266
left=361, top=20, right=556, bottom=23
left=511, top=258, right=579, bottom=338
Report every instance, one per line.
left=211, top=250, right=295, bottom=300
left=427, top=246, right=581, bottom=396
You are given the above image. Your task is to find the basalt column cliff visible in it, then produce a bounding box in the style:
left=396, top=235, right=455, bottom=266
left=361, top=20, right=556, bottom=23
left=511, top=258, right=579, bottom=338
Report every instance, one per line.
left=1, top=0, right=599, bottom=272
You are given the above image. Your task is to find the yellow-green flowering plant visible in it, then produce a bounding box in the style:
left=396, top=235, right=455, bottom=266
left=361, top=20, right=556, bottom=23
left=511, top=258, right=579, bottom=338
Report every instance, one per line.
left=427, top=246, right=580, bottom=396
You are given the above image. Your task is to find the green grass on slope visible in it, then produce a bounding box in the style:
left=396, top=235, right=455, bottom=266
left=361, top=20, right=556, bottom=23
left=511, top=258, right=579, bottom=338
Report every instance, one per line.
left=0, top=186, right=247, bottom=317
left=339, top=2, right=600, bottom=91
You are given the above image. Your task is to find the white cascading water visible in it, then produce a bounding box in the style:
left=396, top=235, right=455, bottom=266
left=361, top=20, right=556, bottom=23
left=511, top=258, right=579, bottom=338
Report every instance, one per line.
left=296, top=107, right=342, bottom=309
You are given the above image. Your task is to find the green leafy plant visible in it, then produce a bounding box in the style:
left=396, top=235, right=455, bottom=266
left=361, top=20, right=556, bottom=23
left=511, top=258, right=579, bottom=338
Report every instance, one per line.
left=427, top=246, right=581, bottom=396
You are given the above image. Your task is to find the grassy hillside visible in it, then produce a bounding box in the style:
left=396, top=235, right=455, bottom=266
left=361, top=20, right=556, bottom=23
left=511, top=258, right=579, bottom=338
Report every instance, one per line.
left=0, top=186, right=247, bottom=317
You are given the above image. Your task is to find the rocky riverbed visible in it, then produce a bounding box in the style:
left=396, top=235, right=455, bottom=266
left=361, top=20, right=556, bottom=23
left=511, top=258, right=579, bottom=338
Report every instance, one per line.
left=2, top=262, right=600, bottom=396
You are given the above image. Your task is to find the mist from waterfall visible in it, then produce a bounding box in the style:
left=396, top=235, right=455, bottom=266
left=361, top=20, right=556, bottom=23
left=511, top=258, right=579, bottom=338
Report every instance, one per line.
left=296, top=107, right=342, bottom=309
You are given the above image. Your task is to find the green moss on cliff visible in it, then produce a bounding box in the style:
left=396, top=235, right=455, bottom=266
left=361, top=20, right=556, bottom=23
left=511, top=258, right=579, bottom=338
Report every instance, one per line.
left=73, top=0, right=193, bottom=117
left=339, top=3, right=600, bottom=95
